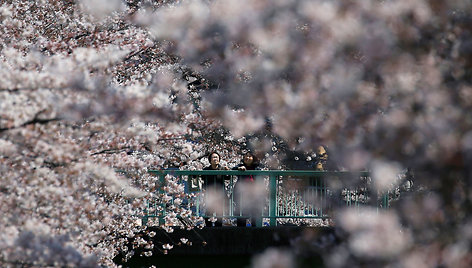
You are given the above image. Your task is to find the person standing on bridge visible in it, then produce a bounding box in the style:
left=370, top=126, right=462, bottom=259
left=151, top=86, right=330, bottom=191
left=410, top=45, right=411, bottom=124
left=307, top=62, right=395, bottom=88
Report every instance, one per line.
left=232, top=151, right=261, bottom=177
left=232, top=151, right=262, bottom=227
left=202, top=151, right=230, bottom=227
left=203, top=151, right=230, bottom=189
left=314, top=145, right=339, bottom=171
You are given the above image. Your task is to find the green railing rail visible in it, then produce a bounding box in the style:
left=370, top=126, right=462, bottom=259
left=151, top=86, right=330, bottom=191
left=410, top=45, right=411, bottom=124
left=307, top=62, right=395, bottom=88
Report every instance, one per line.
left=143, top=170, right=387, bottom=227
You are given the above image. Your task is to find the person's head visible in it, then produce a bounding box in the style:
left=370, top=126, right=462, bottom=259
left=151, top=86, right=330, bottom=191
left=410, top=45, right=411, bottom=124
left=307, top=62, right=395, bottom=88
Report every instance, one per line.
left=315, top=161, right=324, bottom=171
left=208, top=151, right=221, bottom=168
left=242, top=151, right=258, bottom=167
left=316, top=146, right=328, bottom=160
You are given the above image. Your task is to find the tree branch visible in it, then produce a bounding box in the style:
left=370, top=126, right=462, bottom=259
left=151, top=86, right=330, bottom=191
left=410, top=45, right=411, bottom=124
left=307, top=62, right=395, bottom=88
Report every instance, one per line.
left=0, top=87, right=37, bottom=92
left=0, top=109, right=61, bottom=133
left=91, top=148, right=131, bottom=156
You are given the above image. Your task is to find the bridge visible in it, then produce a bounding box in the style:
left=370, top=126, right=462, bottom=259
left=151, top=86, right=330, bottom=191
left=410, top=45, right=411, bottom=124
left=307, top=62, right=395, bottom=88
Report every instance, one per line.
left=142, top=170, right=389, bottom=227
left=115, top=170, right=392, bottom=267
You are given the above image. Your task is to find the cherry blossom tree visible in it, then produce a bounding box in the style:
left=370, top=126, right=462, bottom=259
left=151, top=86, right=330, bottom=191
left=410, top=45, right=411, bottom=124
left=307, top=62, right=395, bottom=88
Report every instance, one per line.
left=0, top=0, right=228, bottom=266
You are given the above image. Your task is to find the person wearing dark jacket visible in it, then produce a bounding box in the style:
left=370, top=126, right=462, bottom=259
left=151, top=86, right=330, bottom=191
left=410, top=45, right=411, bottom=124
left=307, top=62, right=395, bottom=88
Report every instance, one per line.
left=202, top=151, right=229, bottom=227
left=232, top=151, right=261, bottom=226
left=232, top=151, right=261, bottom=176
left=203, top=151, right=230, bottom=188
left=314, top=145, right=338, bottom=171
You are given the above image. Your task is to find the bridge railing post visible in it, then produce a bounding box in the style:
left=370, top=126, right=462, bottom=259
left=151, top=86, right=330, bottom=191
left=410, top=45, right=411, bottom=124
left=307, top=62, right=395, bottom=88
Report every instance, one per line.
left=159, top=173, right=166, bottom=226
left=269, top=174, right=277, bottom=227
left=382, top=191, right=389, bottom=209
left=142, top=200, right=149, bottom=226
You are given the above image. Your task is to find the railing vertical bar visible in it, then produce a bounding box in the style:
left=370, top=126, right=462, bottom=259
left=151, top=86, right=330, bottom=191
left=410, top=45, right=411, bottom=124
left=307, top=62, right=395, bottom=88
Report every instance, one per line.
left=255, top=175, right=262, bottom=227
left=222, top=182, right=226, bottom=217
left=283, top=180, right=286, bottom=218
left=159, top=173, right=166, bottom=226
left=348, top=189, right=351, bottom=207
left=383, top=191, right=389, bottom=209
left=321, top=174, right=324, bottom=217
left=290, top=191, right=294, bottom=218
left=356, top=189, right=360, bottom=210
left=230, top=176, right=234, bottom=217
left=295, top=188, right=298, bottom=217
left=309, top=177, right=312, bottom=216
left=309, top=177, right=313, bottom=216
left=196, top=184, right=200, bottom=217
left=356, top=176, right=360, bottom=209
left=315, top=176, right=318, bottom=216
left=142, top=199, right=149, bottom=227
left=239, top=184, right=242, bottom=217
left=312, top=177, right=315, bottom=216
left=284, top=186, right=288, bottom=218
left=293, top=187, right=296, bottom=218
left=275, top=176, right=279, bottom=220
left=292, top=183, right=296, bottom=218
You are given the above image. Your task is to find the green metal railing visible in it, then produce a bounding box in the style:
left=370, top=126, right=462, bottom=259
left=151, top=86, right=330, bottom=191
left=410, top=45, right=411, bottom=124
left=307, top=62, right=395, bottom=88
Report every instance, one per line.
left=142, top=170, right=387, bottom=227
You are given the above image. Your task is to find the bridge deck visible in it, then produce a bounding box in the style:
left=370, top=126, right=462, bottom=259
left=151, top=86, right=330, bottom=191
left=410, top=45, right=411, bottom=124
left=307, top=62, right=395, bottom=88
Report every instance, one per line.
left=114, top=226, right=329, bottom=267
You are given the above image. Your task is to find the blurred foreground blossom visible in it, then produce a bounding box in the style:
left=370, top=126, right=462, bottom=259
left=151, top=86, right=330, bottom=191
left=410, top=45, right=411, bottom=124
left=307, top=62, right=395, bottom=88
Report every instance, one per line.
left=371, top=159, right=402, bottom=192
left=79, top=0, right=126, bottom=20
left=1, top=220, right=99, bottom=267
left=252, top=248, right=295, bottom=268
left=74, top=161, right=145, bottom=198
left=222, top=108, right=265, bottom=138
left=338, top=208, right=411, bottom=259
left=204, top=188, right=226, bottom=215
left=235, top=180, right=267, bottom=216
